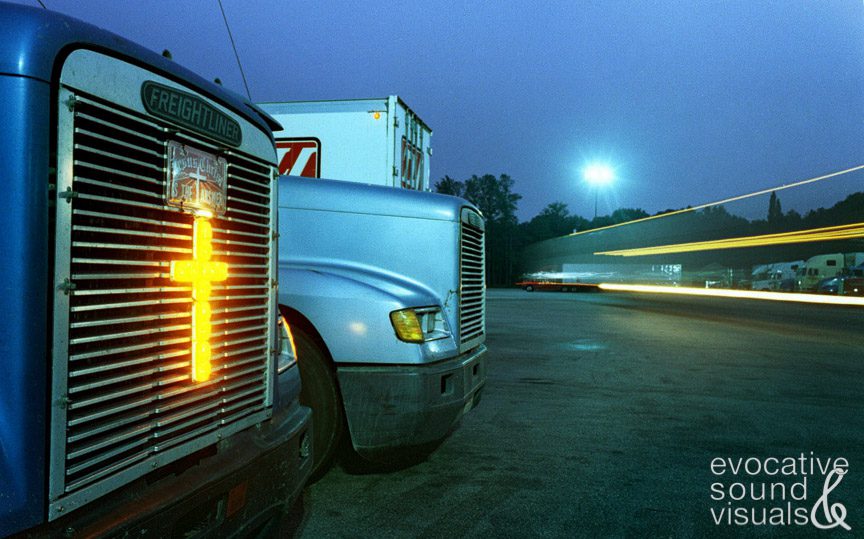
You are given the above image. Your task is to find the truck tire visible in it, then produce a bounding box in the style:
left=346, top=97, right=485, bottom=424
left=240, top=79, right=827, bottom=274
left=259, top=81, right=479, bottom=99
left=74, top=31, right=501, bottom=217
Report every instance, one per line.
left=294, top=327, right=344, bottom=481
left=524, top=285, right=534, bottom=292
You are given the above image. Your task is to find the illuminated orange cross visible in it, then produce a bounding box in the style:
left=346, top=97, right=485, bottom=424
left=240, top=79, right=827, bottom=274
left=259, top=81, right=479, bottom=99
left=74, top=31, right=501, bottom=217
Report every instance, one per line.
left=170, top=217, right=228, bottom=382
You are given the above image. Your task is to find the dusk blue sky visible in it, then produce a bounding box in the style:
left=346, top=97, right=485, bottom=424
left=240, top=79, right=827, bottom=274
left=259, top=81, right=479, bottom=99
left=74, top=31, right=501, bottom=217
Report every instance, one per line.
left=20, top=0, right=864, bottom=220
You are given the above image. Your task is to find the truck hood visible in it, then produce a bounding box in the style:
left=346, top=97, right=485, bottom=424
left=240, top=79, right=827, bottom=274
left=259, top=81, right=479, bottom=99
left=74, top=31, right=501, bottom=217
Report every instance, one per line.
left=278, top=175, right=480, bottom=223
left=0, top=1, right=276, bottom=134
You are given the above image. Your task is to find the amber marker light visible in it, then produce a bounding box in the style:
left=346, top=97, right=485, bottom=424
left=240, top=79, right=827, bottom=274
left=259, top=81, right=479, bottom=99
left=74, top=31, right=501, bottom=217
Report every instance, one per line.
left=277, top=314, right=297, bottom=374
left=171, top=216, right=229, bottom=382
left=279, top=314, right=297, bottom=359
left=390, top=309, right=425, bottom=343
left=597, top=283, right=864, bottom=306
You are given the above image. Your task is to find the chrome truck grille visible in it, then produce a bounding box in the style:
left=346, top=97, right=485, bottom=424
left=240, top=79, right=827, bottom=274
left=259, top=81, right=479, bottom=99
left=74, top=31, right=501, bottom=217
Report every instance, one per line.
left=459, top=208, right=486, bottom=352
left=49, top=90, right=275, bottom=516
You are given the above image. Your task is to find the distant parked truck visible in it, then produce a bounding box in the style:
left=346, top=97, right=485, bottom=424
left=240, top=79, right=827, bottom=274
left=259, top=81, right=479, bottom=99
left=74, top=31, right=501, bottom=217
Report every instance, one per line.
left=815, top=264, right=864, bottom=296
left=259, top=96, right=432, bottom=190
left=796, top=252, right=864, bottom=292
left=750, top=260, right=803, bottom=291
left=277, top=176, right=487, bottom=478
left=516, top=280, right=596, bottom=292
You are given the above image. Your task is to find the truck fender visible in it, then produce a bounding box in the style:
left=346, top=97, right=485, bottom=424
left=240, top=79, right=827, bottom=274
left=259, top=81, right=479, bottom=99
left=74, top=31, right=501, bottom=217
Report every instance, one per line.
left=277, top=265, right=440, bottom=365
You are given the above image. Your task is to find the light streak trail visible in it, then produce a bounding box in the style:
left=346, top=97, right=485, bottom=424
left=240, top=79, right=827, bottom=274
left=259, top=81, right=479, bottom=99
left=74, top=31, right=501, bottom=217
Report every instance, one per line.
left=597, top=283, right=864, bottom=306
left=595, top=222, right=864, bottom=257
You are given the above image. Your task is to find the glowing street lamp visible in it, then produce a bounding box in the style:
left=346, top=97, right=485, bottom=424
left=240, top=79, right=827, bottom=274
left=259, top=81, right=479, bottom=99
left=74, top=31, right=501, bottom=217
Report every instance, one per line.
left=583, top=164, right=615, bottom=219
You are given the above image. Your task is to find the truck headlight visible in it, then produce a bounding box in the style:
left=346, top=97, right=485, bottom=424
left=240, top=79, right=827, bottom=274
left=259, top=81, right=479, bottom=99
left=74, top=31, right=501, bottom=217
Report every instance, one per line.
left=277, top=314, right=297, bottom=374
left=390, top=307, right=450, bottom=343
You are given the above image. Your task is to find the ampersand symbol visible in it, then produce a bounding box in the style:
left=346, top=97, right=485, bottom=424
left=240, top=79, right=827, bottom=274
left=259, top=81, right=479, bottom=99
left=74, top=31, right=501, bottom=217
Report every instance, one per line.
left=811, top=467, right=851, bottom=531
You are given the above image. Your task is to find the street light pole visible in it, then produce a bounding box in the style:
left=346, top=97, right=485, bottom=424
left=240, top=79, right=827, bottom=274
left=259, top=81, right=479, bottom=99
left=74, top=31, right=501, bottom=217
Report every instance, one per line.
left=583, top=164, right=614, bottom=221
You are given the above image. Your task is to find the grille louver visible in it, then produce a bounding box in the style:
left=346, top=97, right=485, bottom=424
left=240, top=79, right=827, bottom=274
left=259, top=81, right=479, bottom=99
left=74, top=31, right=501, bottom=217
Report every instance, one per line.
left=56, top=93, right=274, bottom=498
left=459, top=209, right=485, bottom=351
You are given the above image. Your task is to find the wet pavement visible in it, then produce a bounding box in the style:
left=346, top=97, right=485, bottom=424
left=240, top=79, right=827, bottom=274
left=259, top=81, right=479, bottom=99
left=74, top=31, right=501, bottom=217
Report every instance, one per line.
left=293, top=288, right=864, bottom=537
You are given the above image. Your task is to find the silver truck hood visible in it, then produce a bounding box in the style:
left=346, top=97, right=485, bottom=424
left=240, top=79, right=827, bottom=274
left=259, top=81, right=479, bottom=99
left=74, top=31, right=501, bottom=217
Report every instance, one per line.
left=278, top=175, right=474, bottom=221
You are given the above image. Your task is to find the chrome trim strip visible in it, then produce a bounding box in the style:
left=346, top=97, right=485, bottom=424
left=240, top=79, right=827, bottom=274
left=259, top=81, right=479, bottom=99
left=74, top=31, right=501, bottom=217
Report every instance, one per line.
left=48, top=87, right=76, bottom=503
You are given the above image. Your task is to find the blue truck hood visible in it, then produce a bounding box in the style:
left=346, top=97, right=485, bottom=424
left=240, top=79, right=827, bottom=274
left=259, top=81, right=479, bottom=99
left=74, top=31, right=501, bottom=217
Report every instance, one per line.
left=0, top=1, right=279, bottom=133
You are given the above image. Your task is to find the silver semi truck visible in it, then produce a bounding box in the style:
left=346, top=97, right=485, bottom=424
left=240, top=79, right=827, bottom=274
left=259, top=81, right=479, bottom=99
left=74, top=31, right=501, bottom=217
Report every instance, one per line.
left=277, top=176, right=487, bottom=476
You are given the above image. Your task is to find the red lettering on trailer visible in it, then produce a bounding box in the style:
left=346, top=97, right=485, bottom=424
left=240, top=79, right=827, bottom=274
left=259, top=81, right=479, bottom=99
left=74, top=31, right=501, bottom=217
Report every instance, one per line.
left=276, top=139, right=320, bottom=177
left=400, top=137, right=423, bottom=190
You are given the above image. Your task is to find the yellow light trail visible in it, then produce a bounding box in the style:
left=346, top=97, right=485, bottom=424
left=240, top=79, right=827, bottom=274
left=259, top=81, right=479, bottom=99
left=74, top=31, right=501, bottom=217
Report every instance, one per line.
left=171, top=217, right=228, bottom=382
left=597, top=283, right=864, bottom=306
left=594, top=221, right=864, bottom=257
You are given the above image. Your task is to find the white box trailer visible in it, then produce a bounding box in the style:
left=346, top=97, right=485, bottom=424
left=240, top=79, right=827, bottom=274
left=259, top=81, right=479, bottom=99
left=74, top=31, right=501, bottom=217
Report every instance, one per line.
left=796, top=252, right=864, bottom=291
left=259, top=96, right=433, bottom=191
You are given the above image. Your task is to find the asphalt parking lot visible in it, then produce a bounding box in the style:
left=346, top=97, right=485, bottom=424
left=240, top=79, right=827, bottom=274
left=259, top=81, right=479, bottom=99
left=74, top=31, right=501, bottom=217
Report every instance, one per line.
left=293, top=288, right=864, bottom=537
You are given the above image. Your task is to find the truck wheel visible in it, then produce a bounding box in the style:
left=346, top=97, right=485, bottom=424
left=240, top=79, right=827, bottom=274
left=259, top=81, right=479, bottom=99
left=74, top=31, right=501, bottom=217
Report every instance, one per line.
left=294, top=327, right=344, bottom=481
left=524, top=285, right=534, bottom=292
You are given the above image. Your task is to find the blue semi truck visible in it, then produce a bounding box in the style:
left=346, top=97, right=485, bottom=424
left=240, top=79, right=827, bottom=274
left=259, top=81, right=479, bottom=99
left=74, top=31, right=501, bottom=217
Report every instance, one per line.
left=0, top=3, right=311, bottom=536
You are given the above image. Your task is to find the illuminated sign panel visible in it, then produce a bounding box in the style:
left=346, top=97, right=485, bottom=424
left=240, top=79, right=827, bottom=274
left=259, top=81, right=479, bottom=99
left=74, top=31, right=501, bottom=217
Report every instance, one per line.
left=166, top=141, right=228, bottom=216
left=165, top=142, right=229, bottom=382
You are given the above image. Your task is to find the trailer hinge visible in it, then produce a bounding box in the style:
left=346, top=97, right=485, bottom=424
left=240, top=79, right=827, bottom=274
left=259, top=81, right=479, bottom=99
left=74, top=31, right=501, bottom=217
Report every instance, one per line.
left=272, top=230, right=279, bottom=241
left=59, top=187, right=78, bottom=203
left=59, top=278, right=77, bottom=295
left=392, top=166, right=398, bottom=177
left=394, top=117, right=399, bottom=128
left=64, top=95, right=77, bottom=112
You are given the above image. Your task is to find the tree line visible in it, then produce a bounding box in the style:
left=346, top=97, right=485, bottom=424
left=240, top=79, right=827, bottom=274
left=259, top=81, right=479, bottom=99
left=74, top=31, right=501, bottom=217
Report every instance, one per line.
left=436, top=174, right=864, bottom=286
